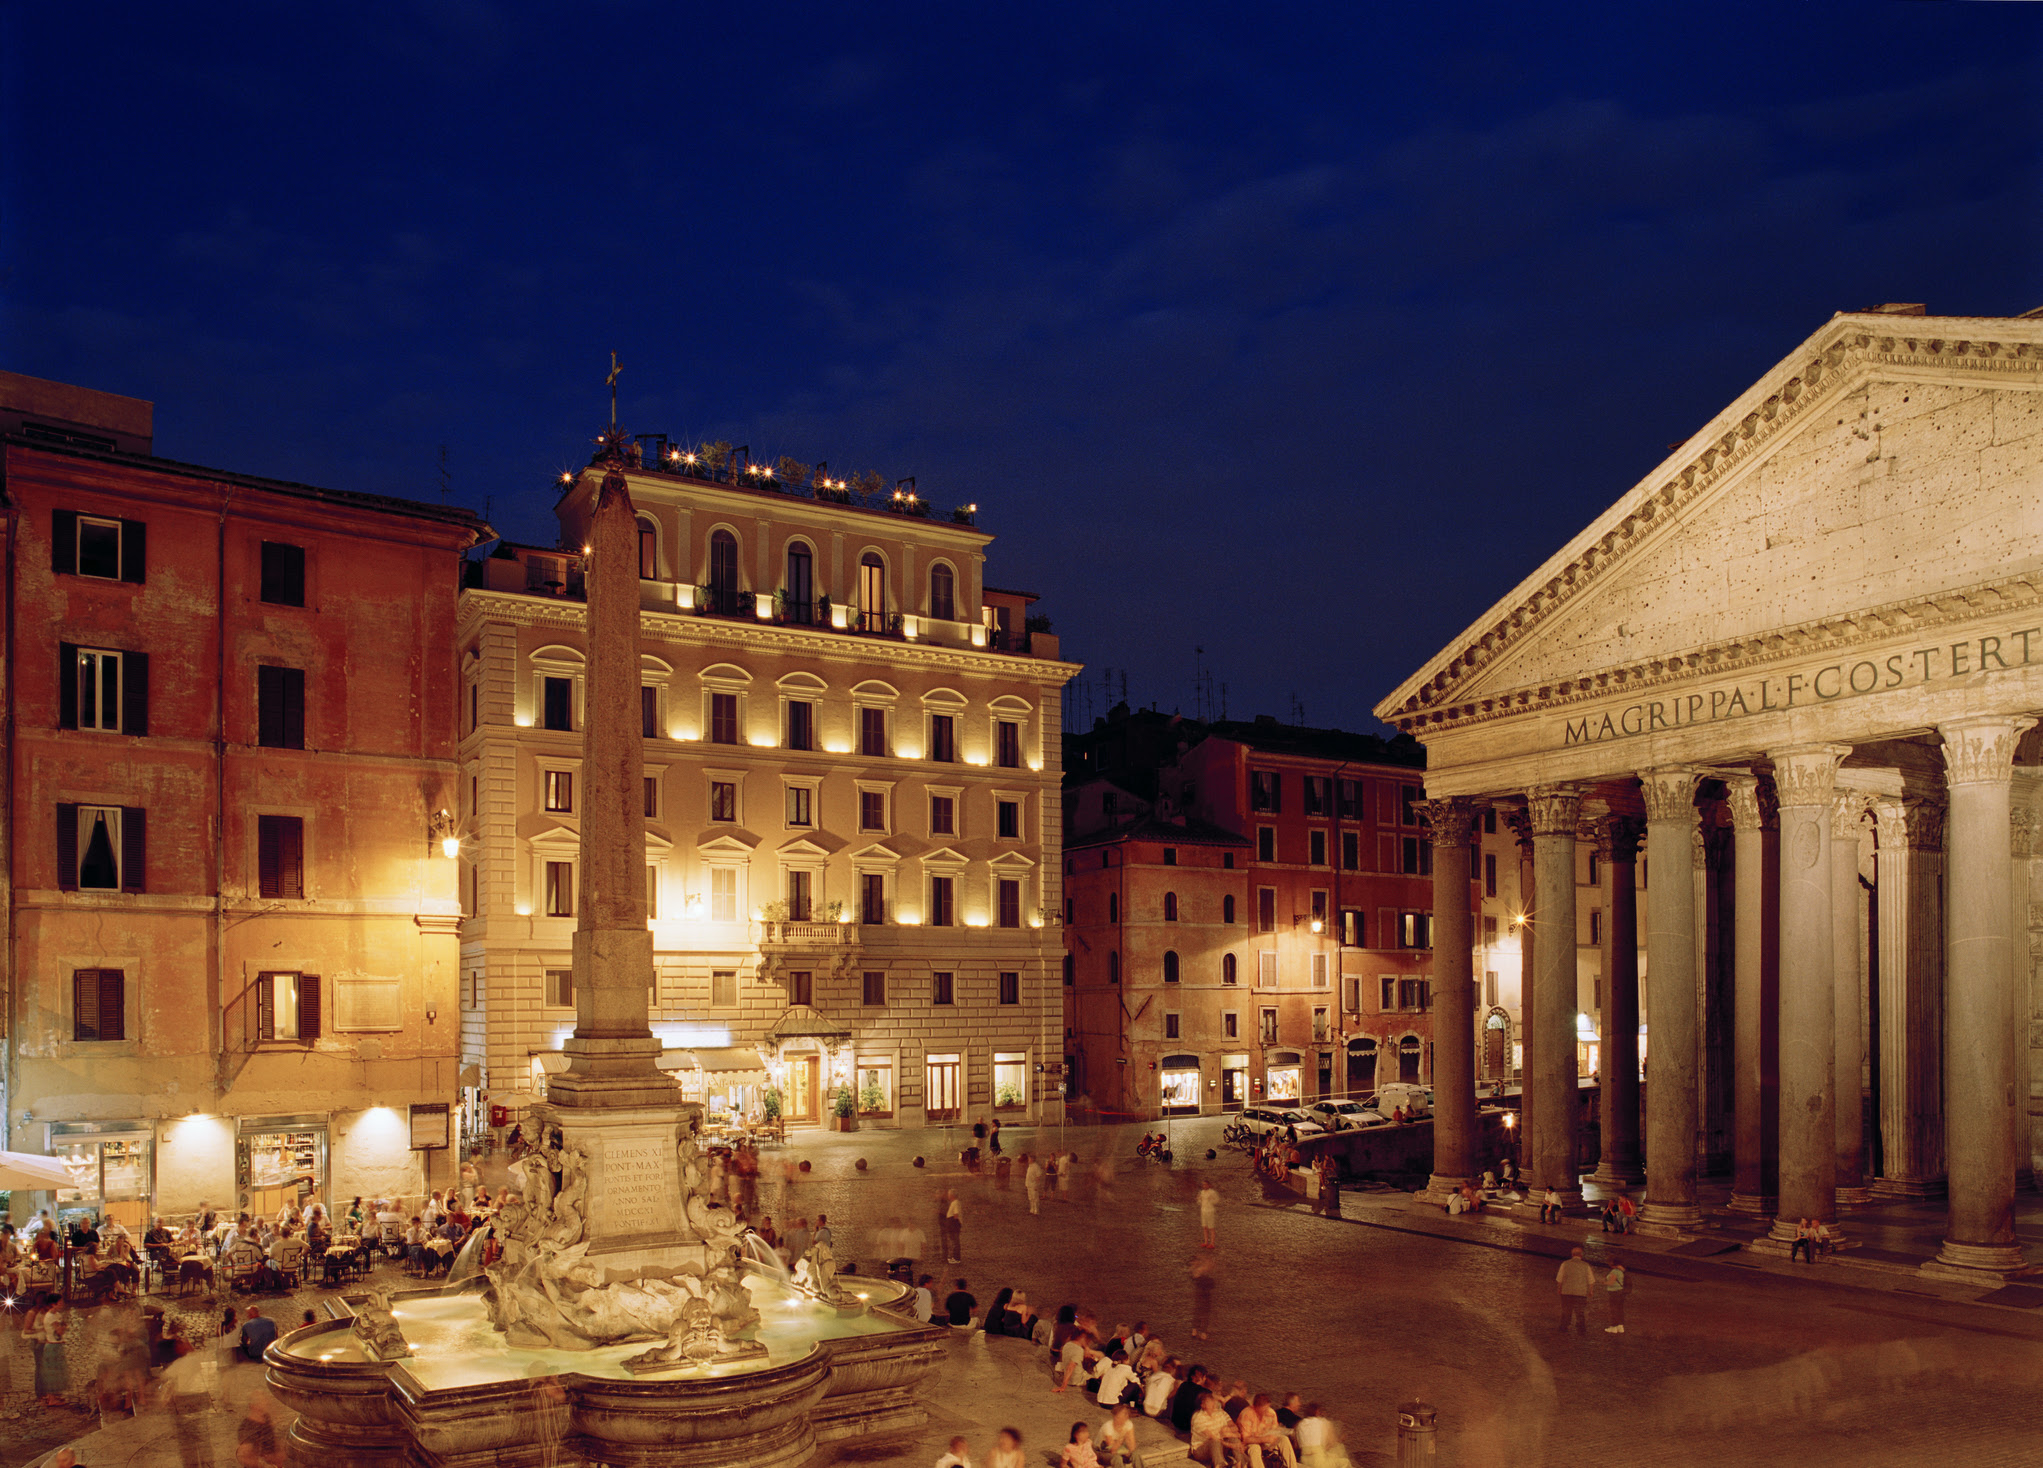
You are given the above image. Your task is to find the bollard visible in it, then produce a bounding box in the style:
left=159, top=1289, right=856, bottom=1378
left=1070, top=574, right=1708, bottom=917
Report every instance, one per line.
left=1397, top=1400, right=1437, bottom=1466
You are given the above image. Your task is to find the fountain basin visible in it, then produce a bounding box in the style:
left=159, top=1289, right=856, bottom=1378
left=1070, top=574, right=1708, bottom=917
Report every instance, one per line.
left=268, top=1272, right=945, bottom=1468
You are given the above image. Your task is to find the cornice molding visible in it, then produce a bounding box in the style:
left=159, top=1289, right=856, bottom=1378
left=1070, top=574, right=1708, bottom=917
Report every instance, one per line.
left=1381, top=319, right=2043, bottom=733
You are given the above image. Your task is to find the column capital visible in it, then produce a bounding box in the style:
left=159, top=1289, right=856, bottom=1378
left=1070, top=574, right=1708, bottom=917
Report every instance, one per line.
left=1637, top=767, right=1702, bottom=824
left=1872, top=795, right=1945, bottom=852
left=1588, top=814, right=1645, bottom=861
left=1830, top=791, right=1870, bottom=842
left=1525, top=786, right=1581, bottom=837
left=1502, top=806, right=1535, bottom=851
left=1769, top=743, right=1852, bottom=808
left=1420, top=796, right=1476, bottom=847
left=1938, top=715, right=2037, bottom=788
left=1723, top=772, right=1777, bottom=832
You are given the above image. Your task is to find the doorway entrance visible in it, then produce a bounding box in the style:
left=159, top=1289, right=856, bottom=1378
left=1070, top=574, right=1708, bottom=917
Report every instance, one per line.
left=1484, top=1012, right=1508, bottom=1079
left=1346, top=1039, right=1377, bottom=1097
left=926, top=1054, right=961, bottom=1121
left=784, top=1054, right=818, bottom=1123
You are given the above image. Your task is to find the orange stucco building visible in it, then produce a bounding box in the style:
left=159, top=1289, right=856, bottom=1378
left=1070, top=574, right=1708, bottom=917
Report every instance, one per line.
left=1, top=370, right=489, bottom=1220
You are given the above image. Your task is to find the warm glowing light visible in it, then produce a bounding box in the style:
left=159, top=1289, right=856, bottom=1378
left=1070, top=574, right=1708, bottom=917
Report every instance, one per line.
left=1503, top=1112, right=1516, bottom=1128
left=1310, top=919, right=1324, bottom=934
left=964, top=754, right=990, bottom=766
left=896, top=911, right=922, bottom=925
left=748, top=737, right=776, bottom=748
left=514, top=714, right=533, bottom=728
left=1511, top=914, right=1526, bottom=928
left=441, top=836, right=461, bottom=860
left=965, top=916, right=989, bottom=928
left=581, top=544, right=592, bottom=555
left=515, top=904, right=532, bottom=916
left=558, top=472, right=573, bottom=485
left=822, top=741, right=851, bottom=754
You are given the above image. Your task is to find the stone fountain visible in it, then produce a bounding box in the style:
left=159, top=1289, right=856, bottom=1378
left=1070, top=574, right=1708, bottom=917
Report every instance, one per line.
left=265, top=426, right=945, bottom=1468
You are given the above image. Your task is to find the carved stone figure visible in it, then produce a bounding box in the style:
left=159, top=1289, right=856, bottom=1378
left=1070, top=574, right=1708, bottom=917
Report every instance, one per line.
left=352, top=1292, right=412, bottom=1360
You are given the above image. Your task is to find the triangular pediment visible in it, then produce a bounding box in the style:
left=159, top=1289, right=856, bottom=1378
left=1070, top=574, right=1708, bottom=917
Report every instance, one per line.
left=846, top=841, right=905, bottom=865
left=920, top=845, right=968, bottom=867
left=1378, top=312, right=2043, bottom=729
left=988, top=849, right=1036, bottom=870
left=697, top=831, right=758, bottom=854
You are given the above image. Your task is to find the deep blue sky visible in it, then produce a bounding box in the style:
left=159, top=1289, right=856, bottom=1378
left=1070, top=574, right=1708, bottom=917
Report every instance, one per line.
left=5, top=3, right=2040, bottom=732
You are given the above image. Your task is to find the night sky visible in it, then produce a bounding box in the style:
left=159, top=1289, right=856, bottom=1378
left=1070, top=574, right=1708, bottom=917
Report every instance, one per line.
left=5, top=4, right=2039, bottom=732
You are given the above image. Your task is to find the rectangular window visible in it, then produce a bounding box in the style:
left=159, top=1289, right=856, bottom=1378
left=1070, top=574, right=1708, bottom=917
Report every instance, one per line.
left=788, top=970, right=813, bottom=1007
left=858, top=1058, right=895, bottom=1116
left=258, top=666, right=306, bottom=749
left=544, top=676, right=574, bottom=732
left=1311, top=890, right=1328, bottom=924
left=999, top=970, right=1020, bottom=1005
left=1257, top=827, right=1275, bottom=863
left=257, top=814, right=305, bottom=899
left=1257, top=887, right=1276, bottom=933
left=1399, top=977, right=1432, bottom=1011
left=1342, top=831, right=1359, bottom=870
left=997, top=878, right=1022, bottom=929
left=862, top=971, right=887, bottom=1006
left=710, top=692, right=738, bottom=744
left=1223, top=1011, right=1239, bottom=1040
left=786, top=700, right=813, bottom=751
left=642, top=686, right=659, bottom=740
left=930, top=875, right=955, bottom=927
left=1258, top=952, right=1278, bottom=988
left=260, top=542, right=306, bottom=606
left=932, top=971, right=955, bottom=1005
left=1485, top=853, right=1498, bottom=898
left=1486, top=970, right=1499, bottom=1007
left=1312, top=1006, right=1329, bottom=1041
left=645, top=864, right=660, bottom=919
left=1401, top=836, right=1433, bottom=876
left=710, top=868, right=737, bottom=923
left=861, top=872, right=887, bottom=925
left=860, top=790, right=887, bottom=831
left=786, top=869, right=812, bottom=922
left=1399, top=911, right=1433, bottom=949
left=469, top=681, right=479, bottom=734
left=1260, top=1007, right=1279, bottom=1043
left=1401, top=784, right=1422, bottom=826
left=930, top=714, right=956, bottom=763
left=710, top=969, right=737, bottom=1008
left=1589, top=853, right=1602, bottom=888
left=544, top=770, right=573, bottom=813
left=998, top=800, right=1020, bottom=839
left=1339, top=780, right=1360, bottom=818
left=1164, top=1011, right=1181, bottom=1040
left=859, top=706, right=888, bottom=757
left=59, top=803, right=144, bottom=893
left=1304, top=776, right=1329, bottom=815
left=1590, top=910, right=1603, bottom=945
left=709, top=781, right=737, bottom=822
left=930, top=795, right=955, bottom=835
left=1224, top=852, right=1235, bottom=869
left=1163, top=847, right=1177, bottom=866
left=73, top=968, right=126, bottom=1042
left=996, top=720, right=1021, bottom=768
left=1484, top=915, right=1499, bottom=945
left=644, top=775, right=659, bottom=819
left=545, top=860, right=574, bottom=917
left=786, top=786, right=812, bottom=827
left=1310, top=829, right=1327, bottom=866
left=1312, top=953, right=1330, bottom=989
left=548, top=969, right=575, bottom=1008
left=61, top=644, right=148, bottom=735
left=1381, top=975, right=1397, bottom=1011
left=1343, top=909, right=1365, bottom=946
left=54, top=511, right=145, bottom=583
left=1250, top=771, right=1280, bottom=813
left=255, top=971, right=320, bottom=1042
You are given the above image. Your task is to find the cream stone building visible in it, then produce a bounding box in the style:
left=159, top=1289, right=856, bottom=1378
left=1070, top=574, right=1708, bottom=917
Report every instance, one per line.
left=1380, top=303, right=2043, bottom=1281
left=456, top=447, right=1078, bottom=1135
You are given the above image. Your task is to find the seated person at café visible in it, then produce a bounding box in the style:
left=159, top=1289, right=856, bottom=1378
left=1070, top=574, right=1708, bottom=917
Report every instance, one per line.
left=145, top=1217, right=174, bottom=1250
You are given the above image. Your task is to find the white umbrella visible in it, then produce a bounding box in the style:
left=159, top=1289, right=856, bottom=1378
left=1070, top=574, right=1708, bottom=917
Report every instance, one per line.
left=0, top=1150, right=74, bottom=1191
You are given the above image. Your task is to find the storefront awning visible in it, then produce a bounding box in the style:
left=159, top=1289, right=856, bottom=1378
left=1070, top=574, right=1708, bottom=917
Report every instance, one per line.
left=659, top=1048, right=767, bottom=1084
left=766, top=1005, right=851, bottom=1042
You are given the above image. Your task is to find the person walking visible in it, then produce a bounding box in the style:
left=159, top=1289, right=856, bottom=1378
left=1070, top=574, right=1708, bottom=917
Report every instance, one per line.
left=945, top=1191, right=965, bottom=1263
left=1025, top=1154, right=1045, bottom=1216
left=1197, top=1180, right=1219, bottom=1249
left=1189, top=1254, right=1216, bottom=1341
left=1602, top=1256, right=1629, bottom=1334
left=1556, top=1246, right=1593, bottom=1335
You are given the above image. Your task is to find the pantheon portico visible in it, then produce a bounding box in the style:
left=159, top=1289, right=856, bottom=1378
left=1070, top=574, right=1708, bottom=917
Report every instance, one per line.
left=1380, top=304, right=2043, bottom=1281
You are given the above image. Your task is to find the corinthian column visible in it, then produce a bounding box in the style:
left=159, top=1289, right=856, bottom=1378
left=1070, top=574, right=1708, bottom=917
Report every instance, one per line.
left=1505, top=806, right=1536, bottom=1150
left=1768, top=744, right=1849, bottom=1247
left=1832, top=793, right=1871, bottom=1205
left=1526, top=786, right=1583, bottom=1203
left=1725, top=775, right=1780, bottom=1214
left=1871, top=797, right=1945, bottom=1198
left=1591, top=815, right=1645, bottom=1188
left=1926, top=715, right=2037, bottom=1282
left=1640, top=769, right=1703, bottom=1229
left=1420, top=798, right=1477, bottom=1203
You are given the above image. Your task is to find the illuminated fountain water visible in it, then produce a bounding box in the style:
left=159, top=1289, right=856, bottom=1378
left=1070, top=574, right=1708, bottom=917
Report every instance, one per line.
left=264, top=424, right=944, bottom=1467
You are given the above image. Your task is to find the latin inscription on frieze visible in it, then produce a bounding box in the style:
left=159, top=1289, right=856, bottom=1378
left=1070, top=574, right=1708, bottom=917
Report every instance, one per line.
left=599, top=1136, right=676, bottom=1236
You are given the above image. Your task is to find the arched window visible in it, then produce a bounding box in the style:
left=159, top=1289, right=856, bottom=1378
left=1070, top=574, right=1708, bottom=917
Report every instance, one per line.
left=859, top=552, right=886, bottom=632
left=1108, top=952, right=1120, bottom=985
left=1109, top=892, right=1119, bottom=924
left=1163, top=950, right=1179, bottom=984
left=1223, top=894, right=1236, bottom=924
left=638, top=518, right=659, bottom=580
left=708, top=530, right=739, bottom=612
left=785, top=543, right=814, bottom=624
left=929, top=562, right=955, bottom=622
left=1222, top=953, right=1237, bottom=985
left=1163, top=892, right=1179, bottom=922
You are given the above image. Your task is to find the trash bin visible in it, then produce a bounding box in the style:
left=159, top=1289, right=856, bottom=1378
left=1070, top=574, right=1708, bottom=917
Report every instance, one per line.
left=1397, top=1400, right=1437, bottom=1466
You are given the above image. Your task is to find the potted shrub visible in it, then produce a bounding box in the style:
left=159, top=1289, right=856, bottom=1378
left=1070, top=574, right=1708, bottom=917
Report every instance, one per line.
left=762, top=1087, right=784, bottom=1124
left=833, top=1087, right=857, bottom=1132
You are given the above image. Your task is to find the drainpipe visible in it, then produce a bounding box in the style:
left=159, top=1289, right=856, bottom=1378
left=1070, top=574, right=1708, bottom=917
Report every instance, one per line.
left=2, top=480, right=16, bottom=1155
left=213, top=499, right=229, bottom=1114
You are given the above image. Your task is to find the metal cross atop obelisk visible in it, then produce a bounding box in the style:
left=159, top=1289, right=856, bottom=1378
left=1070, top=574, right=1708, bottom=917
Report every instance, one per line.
left=606, top=351, right=621, bottom=427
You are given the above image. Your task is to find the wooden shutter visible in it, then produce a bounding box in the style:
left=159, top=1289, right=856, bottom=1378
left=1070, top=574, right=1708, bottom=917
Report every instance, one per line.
left=99, top=968, right=126, bottom=1042
left=119, top=518, right=146, bottom=584
left=298, top=974, right=320, bottom=1041
left=282, top=668, right=305, bottom=749
left=74, top=969, right=99, bottom=1039
left=259, top=667, right=280, bottom=746
left=256, top=973, right=275, bottom=1042
left=259, top=817, right=280, bottom=897
left=56, top=803, right=78, bottom=891
left=58, top=643, right=78, bottom=729
left=51, top=510, right=78, bottom=573
left=280, top=817, right=303, bottom=898
left=121, top=806, right=146, bottom=892
left=123, top=651, right=149, bottom=736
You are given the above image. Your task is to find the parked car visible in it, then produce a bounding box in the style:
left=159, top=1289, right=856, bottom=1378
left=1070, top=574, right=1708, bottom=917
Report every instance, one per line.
left=1303, top=1099, right=1385, bottom=1132
left=1371, top=1083, right=1432, bottom=1119
left=1239, top=1106, right=1324, bottom=1138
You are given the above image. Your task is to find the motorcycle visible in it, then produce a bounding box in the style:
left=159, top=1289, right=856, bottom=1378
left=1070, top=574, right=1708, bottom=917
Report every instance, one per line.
left=1135, top=1132, right=1174, bottom=1163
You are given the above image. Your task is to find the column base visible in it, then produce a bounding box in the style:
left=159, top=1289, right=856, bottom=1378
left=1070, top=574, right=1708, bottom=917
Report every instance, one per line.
left=1638, top=1201, right=1704, bottom=1233
left=1920, top=1239, right=2035, bottom=1285
left=1416, top=1174, right=1471, bottom=1206
left=1835, top=1185, right=1872, bottom=1207
left=1589, top=1163, right=1645, bottom=1189
left=1726, top=1192, right=1777, bottom=1215
left=1870, top=1175, right=1946, bottom=1201
left=1749, top=1217, right=1847, bottom=1257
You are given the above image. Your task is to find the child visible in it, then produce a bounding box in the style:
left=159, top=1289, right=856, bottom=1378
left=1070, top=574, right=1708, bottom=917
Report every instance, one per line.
left=988, top=1428, right=1026, bottom=1468
left=935, top=1435, right=972, bottom=1468
left=1098, top=1404, right=1140, bottom=1468
left=1061, top=1423, right=1099, bottom=1468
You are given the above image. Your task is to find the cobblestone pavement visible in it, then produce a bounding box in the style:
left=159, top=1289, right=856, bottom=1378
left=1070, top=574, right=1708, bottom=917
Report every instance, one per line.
left=15, top=1116, right=2043, bottom=1467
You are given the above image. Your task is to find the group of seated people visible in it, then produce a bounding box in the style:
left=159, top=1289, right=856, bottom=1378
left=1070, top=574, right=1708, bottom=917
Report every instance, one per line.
left=922, top=1284, right=1353, bottom=1468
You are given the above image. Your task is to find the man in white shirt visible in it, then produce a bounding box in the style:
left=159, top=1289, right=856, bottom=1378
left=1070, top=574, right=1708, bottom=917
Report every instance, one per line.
left=1093, top=1350, right=1138, bottom=1408
left=1143, top=1364, right=1177, bottom=1418
left=911, top=1275, right=936, bottom=1323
